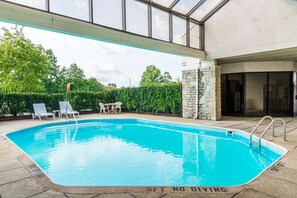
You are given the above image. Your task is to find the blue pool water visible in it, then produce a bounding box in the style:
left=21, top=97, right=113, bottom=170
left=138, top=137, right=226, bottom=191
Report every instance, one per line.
left=7, top=119, right=285, bottom=186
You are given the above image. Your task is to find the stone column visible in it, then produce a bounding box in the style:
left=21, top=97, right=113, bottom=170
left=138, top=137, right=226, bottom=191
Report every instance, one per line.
left=182, top=69, right=197, bottom=118
left=182, top=61, right=221, bottom=120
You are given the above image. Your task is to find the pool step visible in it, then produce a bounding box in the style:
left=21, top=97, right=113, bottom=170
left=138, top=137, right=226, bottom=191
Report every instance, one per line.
left=250, top=140, right=259, bottom=145
left=250, top=140, right=260, bottom=151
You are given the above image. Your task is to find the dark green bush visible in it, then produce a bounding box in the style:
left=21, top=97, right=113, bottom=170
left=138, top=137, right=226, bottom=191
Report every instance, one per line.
left=0, top=92, right=64, bottom=116
left=66, top=91, right=112, bottom=111
left=0, top=85, right=182, bottom=117
left=112, top=84, right=182, bottom=115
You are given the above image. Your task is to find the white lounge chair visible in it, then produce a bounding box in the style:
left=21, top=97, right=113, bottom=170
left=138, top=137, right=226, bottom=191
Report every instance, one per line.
left=32, top=103, right=55, bottom=121
left=99, top=103, right=108, bottom=114
left=59, top=101, right=80, bottom=118
left=111, top=102, right=122, bottom=114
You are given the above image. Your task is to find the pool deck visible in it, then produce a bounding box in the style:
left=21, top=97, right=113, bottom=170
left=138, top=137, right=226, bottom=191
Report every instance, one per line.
left=1, top=113, right=297, bottom=198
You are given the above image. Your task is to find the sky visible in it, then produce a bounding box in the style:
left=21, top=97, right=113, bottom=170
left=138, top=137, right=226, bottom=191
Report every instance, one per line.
left=0, top=21, right=182, bottom=87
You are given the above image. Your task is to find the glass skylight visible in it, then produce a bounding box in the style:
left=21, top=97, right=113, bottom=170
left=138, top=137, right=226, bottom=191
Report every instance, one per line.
left=172, top=0, right=200, bottom=15
left=151, top=0, right=175, bottom=7
left=190, top=0, right=224, bottom=21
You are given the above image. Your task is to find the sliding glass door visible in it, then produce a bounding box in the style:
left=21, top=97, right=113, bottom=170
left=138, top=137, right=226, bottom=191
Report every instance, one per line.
left=245, top=73, right=267, bottom=116
left=268, top=73, right=292, bottom=116
left=221, top=74, right=244, bottom=116
left=221, top=72, right=293, bottom=117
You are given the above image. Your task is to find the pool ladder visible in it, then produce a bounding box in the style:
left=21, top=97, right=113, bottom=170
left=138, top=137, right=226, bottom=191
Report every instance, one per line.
left=249, top=116, right=286, bottom=152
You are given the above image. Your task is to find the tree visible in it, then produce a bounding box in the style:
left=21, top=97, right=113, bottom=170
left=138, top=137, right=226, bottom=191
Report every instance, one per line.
left=108, top=83, right=117, bottom=88
left=65, top=63, right=87, bottom=91
left=58, top=66, right=68, bottom=91
left=140, top=65, right=163, bottom=87
left=86, top=77, right=104, bottom=92
left=161, top=71, right=172, bottom=84
left=54, top=64, right=105, bottom=92
left=140, top=65, right=172, bottom=87
left=0, top=26, right=108, bottom=92
left=0, top=26, right=49, bottom=91
left=41, top=49, right=62, bottom=92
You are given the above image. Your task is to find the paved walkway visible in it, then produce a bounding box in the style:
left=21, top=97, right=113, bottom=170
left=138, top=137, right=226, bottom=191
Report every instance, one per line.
left=0, top=114, right=297, bottom=198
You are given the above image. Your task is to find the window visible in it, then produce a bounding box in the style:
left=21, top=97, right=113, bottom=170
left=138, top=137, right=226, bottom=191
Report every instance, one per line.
left=152, top=7, right=169, bottom=41
left=50, top=0, right=89, bottom=21
left=190, top=22, right=200, bottom=49
left=7, top=0, right=45, bottom=10
left=172, top=15, right=186, bottom=45
left=93, top=0, right=122, bottom=30
left=126, top=0, right=148, bottom=36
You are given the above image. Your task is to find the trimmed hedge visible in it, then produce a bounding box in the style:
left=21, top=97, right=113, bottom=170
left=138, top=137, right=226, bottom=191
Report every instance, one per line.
left=66, top=91, right=112, bottom=111
left=0, top=92, right=64, bottom=116
left=0, top=84, right=182, bottom=117
left=112, top=84, right=182, bottom=115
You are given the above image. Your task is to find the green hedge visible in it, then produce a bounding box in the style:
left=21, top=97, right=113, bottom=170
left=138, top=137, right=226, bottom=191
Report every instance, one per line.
left=66, top=91, right=112, bottom=111
left=0, top=92, right=64, bottom=116
left=112, top=84, right=182, bottom=115
left=0, top=85, right=182, bottom=117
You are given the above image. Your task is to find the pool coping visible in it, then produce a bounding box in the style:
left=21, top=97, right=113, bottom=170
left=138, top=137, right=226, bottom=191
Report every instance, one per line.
left=1, top=116, right=289, bottom=195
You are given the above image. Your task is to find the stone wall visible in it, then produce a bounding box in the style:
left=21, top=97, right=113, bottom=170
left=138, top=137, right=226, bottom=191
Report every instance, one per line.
left=182, top=66, right=221, bottom=120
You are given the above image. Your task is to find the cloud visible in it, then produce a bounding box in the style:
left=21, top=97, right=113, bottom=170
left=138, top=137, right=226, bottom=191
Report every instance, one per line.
left=84, top=61, right=122, bottom=75
left=82, top=61, right=132, bottom=87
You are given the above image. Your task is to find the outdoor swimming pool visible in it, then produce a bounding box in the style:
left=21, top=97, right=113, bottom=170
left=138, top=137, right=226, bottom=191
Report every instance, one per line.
left=6, top=118, right=286, bottom=186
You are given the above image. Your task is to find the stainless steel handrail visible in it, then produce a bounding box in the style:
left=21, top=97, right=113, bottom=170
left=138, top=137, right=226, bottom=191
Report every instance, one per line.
left=249, top=116, right=273, bottom=146
left=251, top=118, right=286, bottom=151
left=66, top=104, right=78, bottom=129
left=259, top=118, right=286, bottom=141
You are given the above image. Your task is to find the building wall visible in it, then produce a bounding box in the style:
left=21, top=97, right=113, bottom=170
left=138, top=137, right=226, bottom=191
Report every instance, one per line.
left=205, top=0, right=297, bottom=59
left=221, top=61, right=297, bottom=74
left=182, top=0, right=297, bottom=119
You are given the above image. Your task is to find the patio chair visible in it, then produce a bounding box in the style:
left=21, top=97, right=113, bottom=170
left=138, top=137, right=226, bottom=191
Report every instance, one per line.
left=111, top=102, right=122, bottom=114
left=32, top=103, right=55, bottom=121
left=99, top=102, right=108, bottom=114
left=59, top=101, right=80, bottom=118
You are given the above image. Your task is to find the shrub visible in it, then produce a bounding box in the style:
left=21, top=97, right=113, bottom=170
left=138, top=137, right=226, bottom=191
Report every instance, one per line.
left=112, top=84, right=182, bottom=115
left=66, top=91, right=113, bottom=111
left=0, top=85, right=182, bottom=117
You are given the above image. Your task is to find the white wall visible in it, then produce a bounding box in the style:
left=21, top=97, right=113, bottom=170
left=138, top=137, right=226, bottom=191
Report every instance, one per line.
left=205, top=0, right=297, bottom=59
left=221, top=61, right=296, bottom=74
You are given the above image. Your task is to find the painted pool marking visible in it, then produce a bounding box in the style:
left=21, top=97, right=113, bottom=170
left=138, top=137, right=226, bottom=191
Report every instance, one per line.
left=29, top=165, right=46, bottom=178
left=270, top=162, right=286, bottom=172
left=147, top=187, right=228, bottom=193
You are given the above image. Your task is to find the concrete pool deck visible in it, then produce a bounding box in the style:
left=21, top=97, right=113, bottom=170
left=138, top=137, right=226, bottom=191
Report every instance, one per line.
left=0, top=113, right=297, bottom=198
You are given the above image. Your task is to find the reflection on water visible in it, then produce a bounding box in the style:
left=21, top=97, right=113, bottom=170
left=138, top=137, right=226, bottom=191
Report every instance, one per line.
left=8, top=119, right=281, bottom=186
